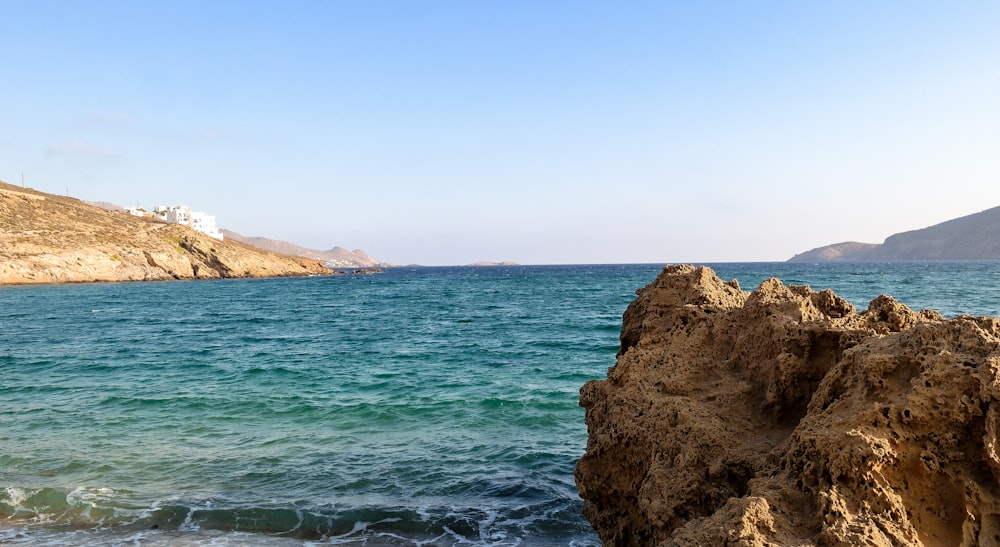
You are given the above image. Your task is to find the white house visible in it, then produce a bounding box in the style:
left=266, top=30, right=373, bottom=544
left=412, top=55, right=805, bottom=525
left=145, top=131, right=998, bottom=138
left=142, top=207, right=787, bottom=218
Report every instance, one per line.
left=164, top=206, right=190, bottom=225
left=154, top=205, right=224, bottom=240
left=189, top=210, right=224, bottom=240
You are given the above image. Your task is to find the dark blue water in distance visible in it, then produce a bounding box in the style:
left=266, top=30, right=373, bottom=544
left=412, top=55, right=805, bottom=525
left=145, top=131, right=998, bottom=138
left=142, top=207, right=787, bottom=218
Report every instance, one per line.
left=2, top=262, right=1000, bottom=545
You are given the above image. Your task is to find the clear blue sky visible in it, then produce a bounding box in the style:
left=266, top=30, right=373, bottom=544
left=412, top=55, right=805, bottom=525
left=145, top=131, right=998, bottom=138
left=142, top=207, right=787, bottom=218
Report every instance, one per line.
left=3, top=1, right=999, bottom=265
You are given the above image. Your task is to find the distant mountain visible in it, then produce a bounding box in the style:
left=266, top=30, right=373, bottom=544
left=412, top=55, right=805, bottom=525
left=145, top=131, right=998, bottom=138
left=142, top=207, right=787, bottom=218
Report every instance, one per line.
left=789, top=205, right=1000, bottom=262
left=86, top=200, right=125, bottom=212
left=221, top=230, right=382, bottom=268
left=787, top=242, right=882, bottom=262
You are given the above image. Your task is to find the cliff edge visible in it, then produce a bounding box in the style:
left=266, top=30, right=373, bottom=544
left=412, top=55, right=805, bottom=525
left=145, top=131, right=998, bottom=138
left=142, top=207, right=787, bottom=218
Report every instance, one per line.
left=576, top=264, right=1000, bottom=546
left=0, top=182, right=331, bottom=284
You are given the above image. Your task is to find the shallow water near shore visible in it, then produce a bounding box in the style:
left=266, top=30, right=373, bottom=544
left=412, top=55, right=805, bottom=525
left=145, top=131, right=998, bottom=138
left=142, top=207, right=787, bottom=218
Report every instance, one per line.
left=2, top=262, right=999, bottom=545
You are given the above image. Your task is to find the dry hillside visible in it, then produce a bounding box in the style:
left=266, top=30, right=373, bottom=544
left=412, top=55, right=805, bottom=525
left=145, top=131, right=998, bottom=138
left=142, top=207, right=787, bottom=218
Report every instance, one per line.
left=0, top=181, right=331, bottom=284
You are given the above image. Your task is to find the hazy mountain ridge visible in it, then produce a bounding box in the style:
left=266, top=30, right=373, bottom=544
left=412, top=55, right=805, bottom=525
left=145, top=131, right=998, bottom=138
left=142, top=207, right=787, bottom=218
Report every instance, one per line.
left=220, top=230, right=382, bottom=268
left=789, top=205, right=1000, bottom=262
left=0, top=181, right=330, bottom=284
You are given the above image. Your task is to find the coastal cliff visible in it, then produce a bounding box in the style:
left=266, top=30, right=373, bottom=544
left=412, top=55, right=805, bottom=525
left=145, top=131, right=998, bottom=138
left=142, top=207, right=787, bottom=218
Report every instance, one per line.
left=576, top=264, right=1000, bottom=545
left=0, top=182, right=331, bottom=284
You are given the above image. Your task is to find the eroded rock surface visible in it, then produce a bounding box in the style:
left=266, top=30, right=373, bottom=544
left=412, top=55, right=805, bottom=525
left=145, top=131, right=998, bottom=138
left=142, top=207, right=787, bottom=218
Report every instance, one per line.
left=576, top=264, right=1000, bottom=546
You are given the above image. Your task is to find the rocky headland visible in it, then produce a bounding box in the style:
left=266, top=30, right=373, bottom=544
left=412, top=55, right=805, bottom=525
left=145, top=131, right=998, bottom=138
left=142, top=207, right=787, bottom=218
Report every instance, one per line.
left=0, top=182, right=331, bottom=284
left=789, top=204, right=1000, bottom=261
left=576, top=264, right=1000, bottom=545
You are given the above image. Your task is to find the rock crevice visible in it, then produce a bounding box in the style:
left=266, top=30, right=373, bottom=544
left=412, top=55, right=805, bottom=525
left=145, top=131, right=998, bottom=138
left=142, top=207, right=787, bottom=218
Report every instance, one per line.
left=576, top=264, right=1000, bottom=546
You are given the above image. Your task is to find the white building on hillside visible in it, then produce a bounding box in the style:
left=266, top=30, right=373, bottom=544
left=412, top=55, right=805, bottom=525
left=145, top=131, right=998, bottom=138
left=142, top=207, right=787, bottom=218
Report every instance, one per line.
left=189, top=210, right=223, bottom=240
left=154, top=205, right=224, bottom=240
left=164, top=206, right=189, bottom=225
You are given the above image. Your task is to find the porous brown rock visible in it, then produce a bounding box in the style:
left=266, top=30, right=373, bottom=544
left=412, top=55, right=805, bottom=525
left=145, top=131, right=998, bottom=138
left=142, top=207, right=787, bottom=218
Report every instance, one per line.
left=576, top=264, right=1000, bottom=546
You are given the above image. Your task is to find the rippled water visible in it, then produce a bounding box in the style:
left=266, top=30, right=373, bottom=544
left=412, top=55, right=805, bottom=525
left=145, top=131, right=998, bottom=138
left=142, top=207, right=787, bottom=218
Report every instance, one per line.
left=2, top=262, right=999, bottom=545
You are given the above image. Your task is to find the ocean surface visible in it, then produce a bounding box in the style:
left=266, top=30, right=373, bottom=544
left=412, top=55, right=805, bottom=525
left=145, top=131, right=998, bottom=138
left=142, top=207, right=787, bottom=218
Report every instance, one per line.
left=3, top=261, right=1000, bottom=546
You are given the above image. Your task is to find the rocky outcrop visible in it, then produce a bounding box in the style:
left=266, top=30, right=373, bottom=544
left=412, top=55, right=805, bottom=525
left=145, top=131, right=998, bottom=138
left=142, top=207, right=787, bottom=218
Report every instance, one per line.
left=0, top=182, right=331, bottom=284
left=576, top=264, right=1000, bottom=546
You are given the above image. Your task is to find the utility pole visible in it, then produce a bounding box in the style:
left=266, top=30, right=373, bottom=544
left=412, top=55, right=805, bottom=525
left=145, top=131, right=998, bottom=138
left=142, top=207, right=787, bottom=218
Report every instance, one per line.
left=21, top=171, right=24, bottom=187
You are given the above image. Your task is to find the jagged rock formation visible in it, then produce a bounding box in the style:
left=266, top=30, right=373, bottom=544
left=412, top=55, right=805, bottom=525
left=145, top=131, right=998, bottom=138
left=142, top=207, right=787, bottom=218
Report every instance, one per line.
left=0, top=182, right=331, bottom=284
left=789, top=205, right=1000, bottom=262
left=576, top=264, right=1000, bottom=546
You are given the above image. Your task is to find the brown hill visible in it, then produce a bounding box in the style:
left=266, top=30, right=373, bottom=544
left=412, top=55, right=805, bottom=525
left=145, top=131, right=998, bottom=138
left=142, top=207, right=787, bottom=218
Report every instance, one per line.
left=221, top=230, right=382, bottom=268
left=0, top=181, right=331, bottom=284
left=789, top=205, right=1000, bottom=261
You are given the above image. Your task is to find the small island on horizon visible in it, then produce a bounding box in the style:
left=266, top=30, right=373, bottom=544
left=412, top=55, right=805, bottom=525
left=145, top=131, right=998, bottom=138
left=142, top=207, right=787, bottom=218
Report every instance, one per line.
left=465, top=261, right=521, bottom=267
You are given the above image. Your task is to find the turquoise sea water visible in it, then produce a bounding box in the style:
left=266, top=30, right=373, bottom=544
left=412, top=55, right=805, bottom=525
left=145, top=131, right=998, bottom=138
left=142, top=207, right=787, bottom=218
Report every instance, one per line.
left=2, top=262, right=1000, bottom=545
